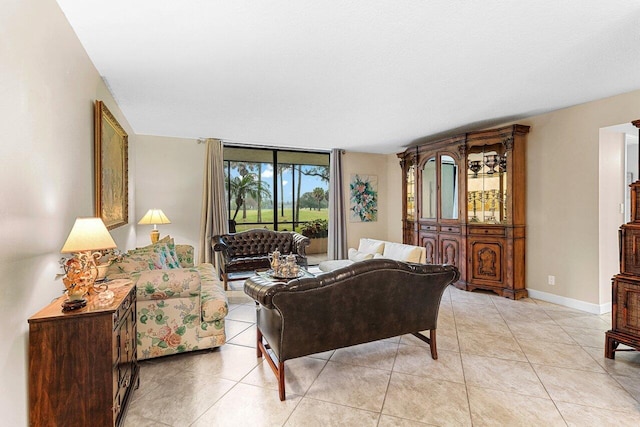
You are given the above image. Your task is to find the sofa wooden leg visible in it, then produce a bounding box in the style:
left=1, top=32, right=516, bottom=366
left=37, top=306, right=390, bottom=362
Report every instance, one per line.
left=256, top=328, right=263, bottom=358
left=411, top=329, right=438, bottom=360
left=222, top=273, right=228, bottom=291
left=277, top=361, right=285, bottom=401
left=256, top=326, right=287, bottom=400
left=429, top=329, right=437, bottom=360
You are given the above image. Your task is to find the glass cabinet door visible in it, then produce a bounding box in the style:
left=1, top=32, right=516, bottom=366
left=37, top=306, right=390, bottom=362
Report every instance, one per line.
left=421, top=157, right=437, bottom=219
left=406, top=164, right=416, bottom=221
left=441, top=155, right=458, bottom=219
left=467, top=145, right=508, bottom=223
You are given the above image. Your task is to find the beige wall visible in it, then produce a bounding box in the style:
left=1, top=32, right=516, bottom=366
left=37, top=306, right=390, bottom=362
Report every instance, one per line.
left=513, top=90, right=639, bottom=310
left=385, top=153, right=404, bottom=243
left=341, top=152, right=393, bottom=249
left=0, top=1, right=136, bottom=424
left=134, top=135, right=204, bottom=252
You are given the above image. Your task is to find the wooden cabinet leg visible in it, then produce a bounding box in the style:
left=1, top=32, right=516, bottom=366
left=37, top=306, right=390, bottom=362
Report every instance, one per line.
left=605, top=331, right=618, bottom=359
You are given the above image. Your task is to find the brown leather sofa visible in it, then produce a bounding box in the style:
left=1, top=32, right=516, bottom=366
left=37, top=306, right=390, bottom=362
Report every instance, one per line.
left=212, top=229, right=310, bottom=290
left=243, top=258, right=460, bottom=400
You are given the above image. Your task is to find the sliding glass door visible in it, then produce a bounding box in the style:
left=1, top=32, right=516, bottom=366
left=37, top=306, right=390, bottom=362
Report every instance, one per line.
left=223, top=147, right=329, bottom=233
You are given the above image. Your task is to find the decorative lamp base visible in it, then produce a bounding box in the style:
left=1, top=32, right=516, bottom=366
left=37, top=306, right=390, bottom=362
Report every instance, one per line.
left=62, top=298, right=87, bottom=312
left=150, top=229, right=160, bottom=243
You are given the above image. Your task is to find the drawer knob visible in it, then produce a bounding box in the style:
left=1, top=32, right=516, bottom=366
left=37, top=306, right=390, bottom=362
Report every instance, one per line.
left=484, top=230, right=489, bottom=233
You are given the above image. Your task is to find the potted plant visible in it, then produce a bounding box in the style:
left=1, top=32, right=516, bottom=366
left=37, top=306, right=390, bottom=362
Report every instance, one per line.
left=300, top=219, right=328, bottom=254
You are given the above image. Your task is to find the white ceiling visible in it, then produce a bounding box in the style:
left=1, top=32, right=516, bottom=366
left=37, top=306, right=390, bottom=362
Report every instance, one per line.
left=56, top=0, right=640, bottom=154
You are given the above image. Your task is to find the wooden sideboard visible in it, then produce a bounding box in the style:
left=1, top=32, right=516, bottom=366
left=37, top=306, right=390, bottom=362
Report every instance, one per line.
left=606, top=119, right=640, bottom=358
left=398, top=124, right=529, bottom=299
left=28, top=281, right=138, bottom=427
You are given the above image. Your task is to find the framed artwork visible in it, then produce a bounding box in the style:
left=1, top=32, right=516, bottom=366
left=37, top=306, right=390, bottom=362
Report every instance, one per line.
left=349, top=174, right=378, bottom=222
left=95, top=100, right=128, bottom=229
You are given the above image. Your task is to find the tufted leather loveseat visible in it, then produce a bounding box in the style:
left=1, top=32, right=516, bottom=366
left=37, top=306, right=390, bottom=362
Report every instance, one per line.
left=244, top=258, right=460, bottom=400
left=212, top=229, right=310, bottom=290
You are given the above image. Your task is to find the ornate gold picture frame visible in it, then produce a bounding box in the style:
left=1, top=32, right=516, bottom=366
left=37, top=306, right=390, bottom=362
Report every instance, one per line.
left=95, top=100, right=128, bottom=229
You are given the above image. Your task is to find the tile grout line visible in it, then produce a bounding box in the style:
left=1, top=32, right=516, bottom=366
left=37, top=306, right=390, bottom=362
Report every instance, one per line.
left=376, top=331, right=403, bottom=426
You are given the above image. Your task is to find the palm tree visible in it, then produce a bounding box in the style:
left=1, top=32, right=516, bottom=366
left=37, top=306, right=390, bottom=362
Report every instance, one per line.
left=227, top=174, right=271, bottom=221
left=277, top=164, right=291, bottom=217
left=256, top=165, right=263, bottom=222
left=295, top=165, right=302, bottom=224
left=312, top=187, right=326, bottom=211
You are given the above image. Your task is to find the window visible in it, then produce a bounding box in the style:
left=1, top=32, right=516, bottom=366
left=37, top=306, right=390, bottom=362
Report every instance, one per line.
left=223, top=146, right=330, bottom=233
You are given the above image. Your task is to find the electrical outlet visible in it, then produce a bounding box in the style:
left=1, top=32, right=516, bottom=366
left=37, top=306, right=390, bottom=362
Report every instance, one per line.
left=548, top=275, right=555, bottom=286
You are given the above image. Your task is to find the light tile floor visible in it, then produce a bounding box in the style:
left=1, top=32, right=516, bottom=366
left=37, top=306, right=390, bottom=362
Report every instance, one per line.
left=125, top=285, right=640, bottom=426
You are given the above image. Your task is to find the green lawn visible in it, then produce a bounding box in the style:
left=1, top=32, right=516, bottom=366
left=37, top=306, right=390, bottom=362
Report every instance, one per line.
left=233, top=208, right=328, bottom=232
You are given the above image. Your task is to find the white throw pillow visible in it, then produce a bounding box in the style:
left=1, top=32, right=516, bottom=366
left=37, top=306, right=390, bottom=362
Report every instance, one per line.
left=348, top=248, right=375, bottom=262
left=373, top=253, right=386, bottom=259
left=383, top=242, right=423, bottom=263
left=357, top=238, right=385, bottom=255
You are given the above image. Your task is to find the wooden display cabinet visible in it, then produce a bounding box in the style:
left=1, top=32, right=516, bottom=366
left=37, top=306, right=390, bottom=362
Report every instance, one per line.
left=28, top=281, right=138, bottom=426
left=398, top=124, right=529, bottom=299
left=606, top=119, right=640, bottom=358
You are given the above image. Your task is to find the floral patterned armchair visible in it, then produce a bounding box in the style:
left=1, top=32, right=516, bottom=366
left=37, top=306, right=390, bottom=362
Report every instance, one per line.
left=107, top=240, right=228, bottom=360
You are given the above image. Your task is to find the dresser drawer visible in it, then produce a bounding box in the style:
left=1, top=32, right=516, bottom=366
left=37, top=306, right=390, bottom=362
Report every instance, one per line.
left=420, top=224, right=437, bottom=232
left=113, top=288, right=135, bottom=329
left=621, top=225, right=640, bottom=276
left=440, top=225, right=460, bottom=234
left=468, top=227, right=505, bottom=236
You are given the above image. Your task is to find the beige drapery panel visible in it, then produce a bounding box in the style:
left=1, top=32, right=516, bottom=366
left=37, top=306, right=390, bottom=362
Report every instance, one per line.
left=328, top=148, right=347, bottom=259
left=198, top=138, right=228, bottom=265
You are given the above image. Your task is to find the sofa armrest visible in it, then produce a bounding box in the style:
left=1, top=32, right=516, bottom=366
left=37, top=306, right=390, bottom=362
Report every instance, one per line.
left=291, top=232, right=310, bottom=257
left=243, top=275, right=289, bottom=309
left=201, top=283, right=228, bottom=321
left=197, top=263, right=229, bottom=321
left=133, top=268, right=202, bottom=301
left=211, top=236, right=231, bottom=259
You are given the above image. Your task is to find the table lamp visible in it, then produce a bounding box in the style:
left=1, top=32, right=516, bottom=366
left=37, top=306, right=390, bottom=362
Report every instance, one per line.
left=138, top=209, right=171, bottom=243
left=60, top=217, right=117, bottom=311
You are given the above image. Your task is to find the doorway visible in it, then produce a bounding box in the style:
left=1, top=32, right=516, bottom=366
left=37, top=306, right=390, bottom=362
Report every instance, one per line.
left=598, top=123, right=638, bottom=312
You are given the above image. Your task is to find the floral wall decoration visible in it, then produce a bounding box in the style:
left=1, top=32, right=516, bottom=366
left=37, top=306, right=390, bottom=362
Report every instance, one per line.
left=349, top=174, right=378, bottom=222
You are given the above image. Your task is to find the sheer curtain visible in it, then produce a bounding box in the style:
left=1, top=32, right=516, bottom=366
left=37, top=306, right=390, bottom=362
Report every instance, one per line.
left=328, top=148, right=347, bottom=259
left=199, top=138, right=228, bottom=265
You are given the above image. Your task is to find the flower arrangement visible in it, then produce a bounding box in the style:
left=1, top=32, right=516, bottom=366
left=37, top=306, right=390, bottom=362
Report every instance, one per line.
left=300, top=219, right=328, bottom=238
left=350, top=174, right=378, bottom=222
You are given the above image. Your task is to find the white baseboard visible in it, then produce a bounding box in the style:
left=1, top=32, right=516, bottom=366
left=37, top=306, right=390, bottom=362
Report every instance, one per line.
left=527, top=289, right=611, bottom=315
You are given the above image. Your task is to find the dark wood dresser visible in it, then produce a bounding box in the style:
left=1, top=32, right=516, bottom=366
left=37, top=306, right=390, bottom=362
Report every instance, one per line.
left=606, top=119, right=640, bottom=358
left=28, top=281, right=138, bottom=426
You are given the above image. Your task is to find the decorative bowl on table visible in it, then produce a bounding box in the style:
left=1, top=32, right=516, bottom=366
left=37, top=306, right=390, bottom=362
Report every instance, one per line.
left=266, top=269, right=305, bottom=280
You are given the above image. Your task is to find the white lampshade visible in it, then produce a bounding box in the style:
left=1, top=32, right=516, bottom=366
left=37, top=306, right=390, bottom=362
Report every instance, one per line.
left=61, top=217, right=117, bottom=253
left=138, top=209, right=171, bottom=225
